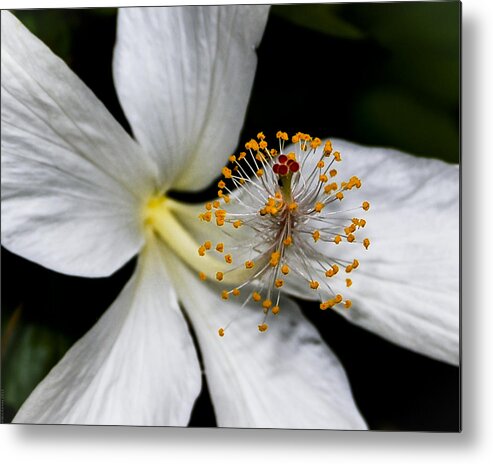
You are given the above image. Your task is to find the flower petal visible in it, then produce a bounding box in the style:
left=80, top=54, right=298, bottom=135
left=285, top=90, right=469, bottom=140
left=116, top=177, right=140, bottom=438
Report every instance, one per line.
left=13, top=238, right=201, bottom=425
left=163, top=250, right=366, bottom=429
left=113, top=5, right=269, bottom=192
left=286, top=139, right=460, bottom=365
left=1, top=12, right=158, bottom=276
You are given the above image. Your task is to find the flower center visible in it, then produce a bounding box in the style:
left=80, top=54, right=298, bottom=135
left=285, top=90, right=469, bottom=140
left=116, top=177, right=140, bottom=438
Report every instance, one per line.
left=141, top=195, right=251, bottom=284
left=198, top=131, right=371, bottom=336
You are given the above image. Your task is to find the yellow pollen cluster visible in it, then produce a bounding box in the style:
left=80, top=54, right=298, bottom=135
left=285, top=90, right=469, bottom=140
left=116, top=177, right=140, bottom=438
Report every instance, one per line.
left=195, top=131, right=370, bottom=337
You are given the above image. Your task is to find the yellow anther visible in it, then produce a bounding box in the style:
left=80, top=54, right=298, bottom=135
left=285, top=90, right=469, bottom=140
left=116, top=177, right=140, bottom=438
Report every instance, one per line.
left=204, top=241, right=212, bottom=250
left=312, top=230, right=320, bottom=242
left=216, top=218, right=225, bottom=227
left=258, top=323, right=269, bottom=332
left=335, top=294, right=343, bottom=304
left=281, top=264, right=290, bottom=275
left=218, top=328, right=225, bottom=337
left=275, top=278, right=284, bottom=288
left=329, top=169, right=337, bottom=178
left=270, top=148, right=278, bottom=156
left=347, top=234, right=355, bottom=243
left=287, top=152, right=297, bottom=161
left=257, top=131, right=265, bottom=140
left=311, top=138, right=322, bottom=149
left=232, top=288, right=241, bottom=297
left=222, top=167, right=232, bottom=179
left=199, top=211, right=212, bottom=222
left=309, top=280, right=320, bottom=290
left=229, top=155, right=236, bottom=163
left=334, top=235, right=342, bottom=244
left=359, top=219, right=367, bottom=228
left=363, top=238, right=370, bottom=249
left=205, top=202, right=212, bottom=210
left=333, top=151, right=341, bottom=161
left=288, top=202, right=298, bottom=212
left=320, top=300, right=334, bottom=310
left=198, top=246, right=206, bottom=256
left=256, top=168, right=264, bottom=177
left=346, top=264, right=353, bottom=273
left=324, top=140, right=333, bottom=156
left=272, top=306, right=280, bottom=315
left=283, top=236, right=293, bottom=246
left=216, top=242, right=224, bottom=253
left=238, top=152, right=246, bottom=160
left=314, top=202, right=325, bottom=213
left=225, top=254, right=233, bottom=264
left=259, top=141, right=268, bottom=149
left=344, top=300, right=352, bottom=309
left=262, top=299, right=272, bottom=309
left=252, top=292, right=262, bottom=302
left=212, top=200, right=220, bottom=209
left=362, top=201, right=370, bottom=211
left=270, top=251, right=281, bottom=266
left=245, top=260, right=255, bottom=269
left=336, top=192, right=344, bottom=201
left=325, top=269, right=334, bottom=278
left=233, top=220, right=243, bottom=229
left=221, top=290, right=229, bottom=300
left=352, top=259, right=359, bottom=269
left=216, top=272, right=224, bottom=281
left=276, top=131, right=289, bottom=141
left=346, top=278, right=353, bottom=287
left=222, top=194, right=230, bottom=204
left=317, top=160, right=325, bottom=169
left=332, top=264, right=339, bottom=274
left=344, top=224, right=356, bottom=235
left=292, top=134, right=300, bottom=143
left=319, top=174, right=328, bottom=183
left=245, top=139, right=259, bottom=151
left=199, top=272, right=206, bottom=281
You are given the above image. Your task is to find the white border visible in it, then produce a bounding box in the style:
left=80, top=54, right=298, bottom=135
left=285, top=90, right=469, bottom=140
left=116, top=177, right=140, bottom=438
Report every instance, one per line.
left=2, top=0, right=491, bottom=463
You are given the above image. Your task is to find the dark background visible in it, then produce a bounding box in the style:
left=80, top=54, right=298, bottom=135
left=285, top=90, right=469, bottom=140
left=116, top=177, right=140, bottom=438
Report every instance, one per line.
left=1, top=2, right=460, bottom=430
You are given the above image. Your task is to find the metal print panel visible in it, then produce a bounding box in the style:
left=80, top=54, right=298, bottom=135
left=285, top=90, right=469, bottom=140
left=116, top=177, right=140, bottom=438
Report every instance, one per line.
left=1, top=2, right=460, bottom=430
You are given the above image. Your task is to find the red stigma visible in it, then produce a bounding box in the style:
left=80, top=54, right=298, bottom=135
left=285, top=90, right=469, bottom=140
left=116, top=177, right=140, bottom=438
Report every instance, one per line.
left=273, top=164, right=280, bottom=174
left=278, top=164, right=289, bottom=175
left=278, top=154, right=288, bottom=164
left=289, top=162, right=300, bottom=173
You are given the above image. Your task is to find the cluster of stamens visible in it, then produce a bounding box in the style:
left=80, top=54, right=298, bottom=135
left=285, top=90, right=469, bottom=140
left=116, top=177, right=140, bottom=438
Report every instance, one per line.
left=198, top=131, right=370, bottom=336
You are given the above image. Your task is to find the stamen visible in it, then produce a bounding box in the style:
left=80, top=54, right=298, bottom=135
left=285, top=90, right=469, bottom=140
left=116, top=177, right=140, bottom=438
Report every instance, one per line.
left=195, top=132, right=370, bottom=334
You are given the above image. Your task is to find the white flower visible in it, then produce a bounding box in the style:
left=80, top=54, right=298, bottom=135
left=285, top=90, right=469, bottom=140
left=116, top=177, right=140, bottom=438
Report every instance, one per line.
left=1, top=6, right=459, bottom=429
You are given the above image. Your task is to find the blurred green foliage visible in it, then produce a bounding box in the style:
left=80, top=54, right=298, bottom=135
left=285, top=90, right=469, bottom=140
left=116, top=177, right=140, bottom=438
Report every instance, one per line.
left=2, top=308, right=70, bottom=414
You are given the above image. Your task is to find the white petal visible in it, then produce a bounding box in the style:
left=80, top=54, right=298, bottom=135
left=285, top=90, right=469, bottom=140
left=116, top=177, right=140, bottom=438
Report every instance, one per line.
left=13, top=238, right=201, bottom=425
left=288, top=139, right=460, bottom=365
left=163, top=250, right=366, bottom=430
left=113, top=6, right=269, bottom=192
left=1, top=12, right=158, bottom=276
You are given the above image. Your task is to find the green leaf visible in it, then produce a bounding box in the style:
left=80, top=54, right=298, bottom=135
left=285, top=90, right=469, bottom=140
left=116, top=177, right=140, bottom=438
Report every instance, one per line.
left=353, top=87, right=459, bottom=163
left=2, top=316, right=70, bottom=413
left=272, top=5, right=365, bottom=40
